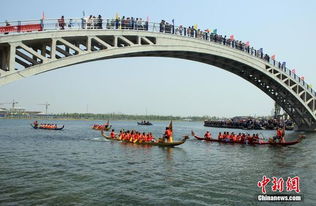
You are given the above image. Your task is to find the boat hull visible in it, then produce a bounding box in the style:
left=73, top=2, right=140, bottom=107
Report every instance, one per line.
left=193, top=135, right=302, bottom=146
left=137, top=122, right=153, bottom=126
left=101, top=131, right=187, bottom=147
left=31, top=124, right=64, bottom=130
left=92, top=125, right=112, bottom=131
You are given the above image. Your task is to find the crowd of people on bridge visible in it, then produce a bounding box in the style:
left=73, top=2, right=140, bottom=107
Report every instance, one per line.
left=0, top=14, right=304, bottom=73
left=1, top=14, right=313, bottom=94
left=65, top=14, right=149, bottom=30
left=54, top=15, right=301, bottom=79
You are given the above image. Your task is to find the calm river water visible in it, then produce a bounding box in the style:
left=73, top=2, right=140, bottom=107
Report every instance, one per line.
left=0, top=119, right=315, bottom=205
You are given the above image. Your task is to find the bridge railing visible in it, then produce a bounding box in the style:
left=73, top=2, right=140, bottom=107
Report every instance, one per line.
left=0, top=18, right=315, bottom=97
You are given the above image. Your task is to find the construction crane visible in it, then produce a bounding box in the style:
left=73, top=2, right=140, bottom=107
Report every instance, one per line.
left=0, top=100, right=18, bottom=109
left=11, top=100, right=18, bottom=109
left=39, top=103, right=50, bottom=114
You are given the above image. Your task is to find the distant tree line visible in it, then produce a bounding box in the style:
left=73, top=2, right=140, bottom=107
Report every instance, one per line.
left=51, top=113, right=220, bottom=121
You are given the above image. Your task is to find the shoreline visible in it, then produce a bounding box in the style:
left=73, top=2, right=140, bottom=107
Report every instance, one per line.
left=0, top=117, right=200, bottom=122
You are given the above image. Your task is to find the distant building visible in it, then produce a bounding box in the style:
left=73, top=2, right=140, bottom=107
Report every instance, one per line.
left=0, top=107, right=41, bottom=117
left=0, top=108, right=8, bottom=117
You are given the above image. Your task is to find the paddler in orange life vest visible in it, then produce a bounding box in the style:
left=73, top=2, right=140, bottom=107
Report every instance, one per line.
left=110, top=129, right=116, bottom=139
left=164, top=127, right=173, bottom=142
left=276, top=127, right=285, bottom=143
left=204, top=131, right=211, bottom=140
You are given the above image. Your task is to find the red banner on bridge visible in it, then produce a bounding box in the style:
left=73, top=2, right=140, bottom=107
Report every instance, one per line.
left=0, top=25, right=18, bottom=33
left=0, top=24, right=42, bottom=34
left=19, top=24, right=42, bottom=32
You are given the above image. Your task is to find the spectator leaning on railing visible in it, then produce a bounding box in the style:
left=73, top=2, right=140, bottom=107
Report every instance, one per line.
left=58, top=16, right=65, bottom=30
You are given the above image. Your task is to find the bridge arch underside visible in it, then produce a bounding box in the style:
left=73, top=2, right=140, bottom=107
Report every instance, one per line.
left=93, top=50, right=314, bottom=131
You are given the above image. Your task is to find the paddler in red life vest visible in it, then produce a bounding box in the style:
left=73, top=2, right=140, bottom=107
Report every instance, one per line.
left=121, top=131, right=127, bottom=140
left=164, top=127, right=173, bottom=142
left=231, top=132, right=237, bottom=142
left=204, top=131, right=211, bottom=140
left=218, top=132, right=222, bottom=140
left=110, top=129, right=116, bottom=139
left=236, top=133, right=242, bottom=142
left=140, top=132, right=146, bottom=143
left=132, top=131, right=138, bottom=143
left=253, top=133, right=259, bottom=143
left=280, top=128, right=286, bottom=143
left=147, top=132, right=154, bottom=142
left=241, top=133, right=246, bottom=143
left=118, top=130, right=123, bottom=140
left=246, top=133, right=253, bottom=144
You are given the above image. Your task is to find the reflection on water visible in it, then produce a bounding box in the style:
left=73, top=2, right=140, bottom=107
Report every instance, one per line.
left=164, top=147, right=174, bottom=161
left=0, top=119, right=315, bottom=205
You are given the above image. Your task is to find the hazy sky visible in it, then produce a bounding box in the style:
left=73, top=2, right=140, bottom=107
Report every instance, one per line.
left=0, top=0, right=315, bottom=117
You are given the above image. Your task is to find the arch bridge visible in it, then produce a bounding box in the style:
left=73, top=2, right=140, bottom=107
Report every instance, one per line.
left=0, top=18, right=315, bottom=131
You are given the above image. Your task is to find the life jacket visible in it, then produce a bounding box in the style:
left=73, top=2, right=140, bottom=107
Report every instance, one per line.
left=110, top=132, right=115, bottom=138
left=254, top=135, right=259, bottom=141
left=232, top=135, right=237, bottom=142
left=236, top=135, right=241, bottom=141
left=166, top=129, right=172, bottom=137
left=148, top=134, right=153, bottom=142
left=138, top=134, right=145, bottom=140
left=134, top=134, right=140, bottom=141
left=164, top=129, right=173, bottom=142
left=204, top=132, right=211, bottom=139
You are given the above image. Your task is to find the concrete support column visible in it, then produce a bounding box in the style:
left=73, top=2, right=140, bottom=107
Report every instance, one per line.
left=33, top=50, right=38, bottom=63
left=8, top=43, right=17, bottom=71
left=114, top=36, right=118, bottom=47
left=0, top=47, right=8, bottom=71
left=41, top=44, right=46, bottom=57
left=137, top=36, right=141, bottom=45
left=51, top=39, right=56, bottom=59
left=65, top=46, right=70, bottom=54
left=87, top=36, right=91, bottom=51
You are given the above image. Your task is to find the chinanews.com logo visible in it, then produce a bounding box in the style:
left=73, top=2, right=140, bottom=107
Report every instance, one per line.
left=257, top=176, right=303, bottom=202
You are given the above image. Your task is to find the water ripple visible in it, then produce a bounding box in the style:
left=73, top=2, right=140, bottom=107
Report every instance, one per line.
left=0, top=119, right=315, bottom=205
